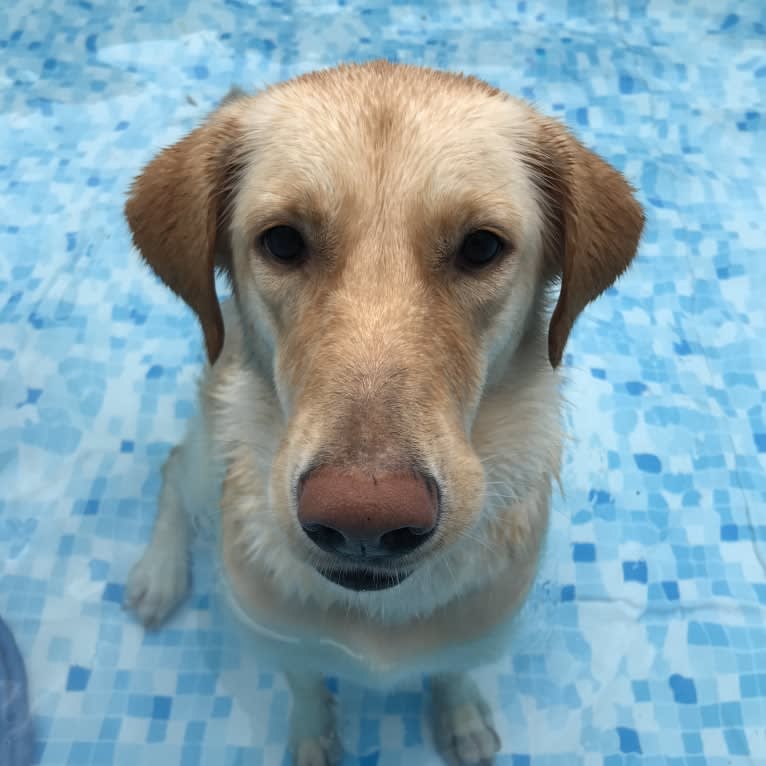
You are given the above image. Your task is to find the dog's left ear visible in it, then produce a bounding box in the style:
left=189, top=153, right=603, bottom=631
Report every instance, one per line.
left=524, top=118, right=645, bottom=367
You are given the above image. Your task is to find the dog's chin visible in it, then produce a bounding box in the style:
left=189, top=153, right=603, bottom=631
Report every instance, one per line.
left=318, top=567, right=411, bottom=592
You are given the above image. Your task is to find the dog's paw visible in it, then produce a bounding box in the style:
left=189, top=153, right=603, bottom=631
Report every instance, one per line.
left=292, top=733, right=343, bottom=766
left=434, top=700, right=501, bottom=765
left=432, top=676, right=501, bottom=766
left=289, top=682, right=342, bottom=766
left=124, top=540, right=189, bottom=629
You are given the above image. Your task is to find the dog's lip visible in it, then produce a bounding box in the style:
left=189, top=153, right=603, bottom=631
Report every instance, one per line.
left=318, top=567, right=411, bottom=591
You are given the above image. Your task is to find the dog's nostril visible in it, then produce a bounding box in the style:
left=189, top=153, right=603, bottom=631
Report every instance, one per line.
left=380, top=525, right=433, bottom=555
left=302, top=523, right=346, bottom=554
left=298, top=465, right=439, bottom=560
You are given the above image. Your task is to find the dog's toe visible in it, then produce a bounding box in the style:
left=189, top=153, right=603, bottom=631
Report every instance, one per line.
left=288, top=678, right=342, bottom=766
left=452, top=705, right=501, bottom=764
left=432, top=675, right=501, bottom=766
left=294, top=734, right=342, bottom=766
left=436, top=701, right=501, bottom=765
left=125, top=542, right=189, bottom=628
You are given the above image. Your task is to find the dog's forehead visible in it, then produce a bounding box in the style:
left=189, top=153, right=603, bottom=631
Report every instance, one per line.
left=234, top=65, right=539, bottom=228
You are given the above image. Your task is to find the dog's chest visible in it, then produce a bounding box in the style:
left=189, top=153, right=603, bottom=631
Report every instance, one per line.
left=219, top=546, right=522, bottom=685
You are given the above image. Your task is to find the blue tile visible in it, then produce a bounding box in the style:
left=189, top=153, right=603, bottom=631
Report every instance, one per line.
left=723, top=728, right=749, bottom=756
left=700, top=704, right=720, bottom=727
left=146, top=720, right=166, bottom=743
left=669, top=674, right=697, bottom=704
left=625, top=381, right=647, bottom=396
left=634, top=454, right=662, bottom=474
left=572, top=543, right=596, bottom=562
left=102, top=582, right=124, bottom=603
left=152, top=696, right=173, bottom=720
left=185, top=721, right=206, bottom=743
left=47, top=636, right=71, bottom=662
left=92, top=743, right=115, bottom=763
left=661, top=581, right=680, bottom=600
left=617, top=727, right=642, bottom=754
left=181, top=744, right=202, bottom=766
left=721, top=702, right=743, bottom=727
left=67, top=742, right=92, bottom=765
left=66, top=665, right=91, bottom=691
left=632, top=680, right=650, bottom=702
left=57, top=535, right=74, bottom=556
left=739, top=674, right=766, bottom=698
left=89, top=559, right=109, bottom=580
left=127, top=694, right=152, bottom=717
left=99, top=718, right=121, bottom=740
left=212, top=696, right=232, bottom=718
left=721, top=523, right=738, bottom=541
left=682, top=732, right=702, bottom=754
left=623, top=561, right=648, bottom=584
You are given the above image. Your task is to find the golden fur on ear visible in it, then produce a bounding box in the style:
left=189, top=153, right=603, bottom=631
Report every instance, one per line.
left=524, top=119, right=645, bottom=367
left=125, top=105, right=246, bottom=363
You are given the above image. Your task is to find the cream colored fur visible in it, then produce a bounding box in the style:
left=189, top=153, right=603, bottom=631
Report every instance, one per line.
left=124, top=62, right=643, bottom=766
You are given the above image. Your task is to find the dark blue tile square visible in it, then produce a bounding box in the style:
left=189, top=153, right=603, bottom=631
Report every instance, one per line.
left=572, top=543, right=596, bottom=562
left=152, top=695, right=172, bottom=720
left=617, top=726, right=642, bottom=754
left=623, top=561, right=648, bottom=583
left=212, top=696, right=232, bottom=718
left=66, top=665, right=91, bottom=691
left=721, top=524, right=739, bottom=541
left=102, top=582, right=124, bottom=603
left=669, top=674, right=697, bottom=704
left=662, top=581, right=679, bottom=600
left=723, top=728, right=749, bottom=756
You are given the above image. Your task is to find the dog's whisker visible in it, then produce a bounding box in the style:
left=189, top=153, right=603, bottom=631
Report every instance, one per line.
left=455, top=527, right=502, bottom=557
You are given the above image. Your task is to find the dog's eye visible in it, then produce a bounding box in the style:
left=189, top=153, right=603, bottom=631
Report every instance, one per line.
left=261, top=226, right=305, bottom=263
left=457, top=230, right=504, bottom=270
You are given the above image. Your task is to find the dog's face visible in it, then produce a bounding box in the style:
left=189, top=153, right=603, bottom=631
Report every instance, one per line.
left=127, top=63, right=643, bottom=614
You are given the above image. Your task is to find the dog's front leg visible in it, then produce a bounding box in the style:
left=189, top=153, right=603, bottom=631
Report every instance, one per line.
left=430, top=672, right=501, bottom=766
left=125, top=444, right=191, bottom=628
left=285, top=672, right=342, bottom=766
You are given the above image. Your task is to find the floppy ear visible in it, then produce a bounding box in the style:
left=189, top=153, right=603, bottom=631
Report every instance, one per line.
left=524, top=119, right=645, bottom=367
left=125, top=103, right=247, bottom=363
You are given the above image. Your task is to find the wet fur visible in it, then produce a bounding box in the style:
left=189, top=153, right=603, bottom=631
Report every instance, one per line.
left=124, top=62, right=643, bottom=764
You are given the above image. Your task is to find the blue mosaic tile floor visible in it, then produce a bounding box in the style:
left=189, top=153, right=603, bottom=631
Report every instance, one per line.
left=1, top=1, right=765, bottom=764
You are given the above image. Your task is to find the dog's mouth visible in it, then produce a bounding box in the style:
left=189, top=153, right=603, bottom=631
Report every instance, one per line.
left=318, top=567, right=411, bottom=591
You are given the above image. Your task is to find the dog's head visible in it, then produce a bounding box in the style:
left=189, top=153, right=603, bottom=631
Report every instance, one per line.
left=127, top=63, right=643, bottom=617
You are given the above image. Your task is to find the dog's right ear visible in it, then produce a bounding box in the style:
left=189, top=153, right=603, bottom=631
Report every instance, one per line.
left=125, top=103, right=247, bottom=363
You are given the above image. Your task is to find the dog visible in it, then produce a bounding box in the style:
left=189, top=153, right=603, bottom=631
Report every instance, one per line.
left=123, top=61, right=643, bottom=765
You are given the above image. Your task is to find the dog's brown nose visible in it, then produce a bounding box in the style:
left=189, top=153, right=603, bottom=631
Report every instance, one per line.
left=298, top=466, right=438, bottom=559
